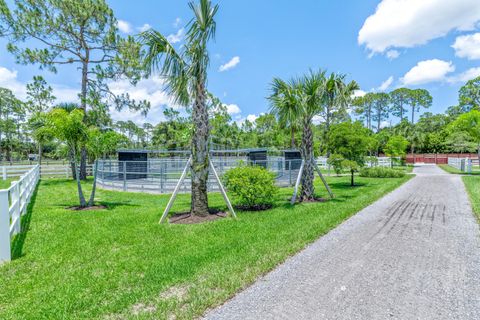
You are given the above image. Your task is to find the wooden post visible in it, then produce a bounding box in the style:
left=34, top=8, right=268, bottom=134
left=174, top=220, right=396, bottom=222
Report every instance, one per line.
left=312, top=158, right=334, bottom=199
left=210, top=160, right=236, bottom=218
left=2, top=166, right=6, bottom=180
left=159, top=157, right=192, bottom=224
left=290, top=160, right=305, bottom=205
left=0, top=189, right=11, bottom=263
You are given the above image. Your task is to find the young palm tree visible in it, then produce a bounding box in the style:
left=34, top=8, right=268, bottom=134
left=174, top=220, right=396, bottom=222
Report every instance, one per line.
left=269, top=78, right=301, bottom=148
left=321, top=73, right=359, bottom=156
left=270, top=70, right=326, bottom=201
left=141, top=0, right=218, bottom=216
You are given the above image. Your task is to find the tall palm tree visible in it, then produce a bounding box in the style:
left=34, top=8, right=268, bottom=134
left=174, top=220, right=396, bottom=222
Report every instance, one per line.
left=141, top=0, right=218, bottom=216
left=321, top=73, right=359, bottom=156
left=269, top=78, right=301, bottom=149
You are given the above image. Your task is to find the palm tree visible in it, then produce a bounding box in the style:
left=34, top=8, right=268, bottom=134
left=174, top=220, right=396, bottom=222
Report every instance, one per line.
left=141, top=0, right=218, bottom=216
left=269, top=78, right=301, bottom=149
left=270, top=70, right=326, bottom=201
left=321, top=73, right=359, bottom=156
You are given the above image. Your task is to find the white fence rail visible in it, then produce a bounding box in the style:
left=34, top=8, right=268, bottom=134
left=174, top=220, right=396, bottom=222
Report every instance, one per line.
left=448, top=157, right=473, bottom=173
left=0, top=165, right=40, bottom=263
left=1, top=164, right=92, bottom=180
left=316, top=156, right=393, bottom=169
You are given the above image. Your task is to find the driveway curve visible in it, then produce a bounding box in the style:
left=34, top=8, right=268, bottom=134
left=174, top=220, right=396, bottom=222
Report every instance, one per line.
left=204, top=165, right=480, bottom=320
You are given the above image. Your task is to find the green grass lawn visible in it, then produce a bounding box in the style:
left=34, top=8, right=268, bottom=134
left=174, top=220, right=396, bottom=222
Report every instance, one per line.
left=0, top=175, right=411, bottom=320
left=438, top=164, right=480, bottom=175
left=463, top=176, right=480, bottom=221
left=0, top=179, right=13, bottom=189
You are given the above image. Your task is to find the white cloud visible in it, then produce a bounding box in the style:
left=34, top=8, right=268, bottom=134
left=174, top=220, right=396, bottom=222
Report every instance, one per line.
left=219, top=56, right=240, bottom=72
left=167, top=28, right=184, bottom=44
left=224, top=104, right=241, bottom=115
left=452, top=33, right=480, bottom=60
left=352, top=90, right=367, bottom=98
left=117, top=20, right=133, bottom=34
left=386, top=50, right=400, bottom=60
left=108, top=76, right=180, bottom=124
left=448, top=67, right=480, bottom=83
left=173, top=18, right=182, bottom=28
left=358, top=0, right=480, bottom=54
left=378, top=76, right=394, bottom=91
left=246, top=114, right=258, bottom=123
left=138, top=23, right=152, bottom=32
left=400, top=59, right=455, bottom=85
left=0, top=67, right=26, bottom=98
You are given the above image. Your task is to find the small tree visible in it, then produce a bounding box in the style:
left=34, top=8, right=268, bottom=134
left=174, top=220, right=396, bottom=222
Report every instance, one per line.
left=86, top=129, right=124, bottom=206
left=384, top=135, right=409, bottom=167
left=328, top=121, right=373, bottom=186
left=47, top=108, right=89, bottom=208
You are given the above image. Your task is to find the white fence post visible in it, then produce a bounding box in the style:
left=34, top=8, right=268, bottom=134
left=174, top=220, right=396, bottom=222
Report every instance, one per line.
left=2, top=166, right=6, bottom=180
left=0, top=189, right=11, bottom=263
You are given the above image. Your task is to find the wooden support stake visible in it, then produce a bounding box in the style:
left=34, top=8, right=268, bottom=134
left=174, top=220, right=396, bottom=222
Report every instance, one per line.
left=159, top=156, right=191, bottom=224
left=209, top=160, right=236, bottom=218
left=312, top=158, right=334, bottom=199
left=290, top=160, right=305, bottom=205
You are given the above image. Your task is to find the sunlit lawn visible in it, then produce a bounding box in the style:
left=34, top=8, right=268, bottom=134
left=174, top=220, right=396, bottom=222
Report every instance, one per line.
left=0, top=179, right=13, bottom=189
left=463, top=176, right=480, bottom=221
left=438, top=164, right=480, bottom=175
left=0, top=175, right=412, bottom=319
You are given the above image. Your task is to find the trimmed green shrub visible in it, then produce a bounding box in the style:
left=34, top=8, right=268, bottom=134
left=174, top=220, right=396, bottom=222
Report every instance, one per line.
left=223, top=165, right=278, bottom=210
left=359, top=167, right=406, bottom=178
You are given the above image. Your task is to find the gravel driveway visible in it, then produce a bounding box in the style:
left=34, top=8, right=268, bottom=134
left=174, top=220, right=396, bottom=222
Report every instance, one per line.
left=204, top=165, right=480, bottom=320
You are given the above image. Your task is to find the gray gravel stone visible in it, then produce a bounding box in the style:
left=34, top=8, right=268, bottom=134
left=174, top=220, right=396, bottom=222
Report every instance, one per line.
left=203, top=165, right=480, bottom=320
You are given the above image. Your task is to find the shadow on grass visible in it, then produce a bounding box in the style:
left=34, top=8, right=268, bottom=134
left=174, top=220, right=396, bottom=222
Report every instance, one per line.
left=11, top=184, right=39, bottom=260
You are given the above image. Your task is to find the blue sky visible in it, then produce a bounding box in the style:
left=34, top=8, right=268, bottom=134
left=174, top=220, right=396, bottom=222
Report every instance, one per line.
left=1, top=0, right=480, bottom=125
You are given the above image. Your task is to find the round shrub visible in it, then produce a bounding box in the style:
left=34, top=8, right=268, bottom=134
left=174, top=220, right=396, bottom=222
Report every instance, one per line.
left=359, top=167, right=406, bottom=178
left=223, top=165, right=278, bottom=210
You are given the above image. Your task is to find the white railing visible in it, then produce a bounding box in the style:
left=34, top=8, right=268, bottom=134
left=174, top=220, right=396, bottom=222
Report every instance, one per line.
left=318, top=156, right=394, bottom=169
left=0, top=165, right=40, bottom=263
left=448, top=157, right=472, bottom=173
left=1, top=164, right=92, bottom=180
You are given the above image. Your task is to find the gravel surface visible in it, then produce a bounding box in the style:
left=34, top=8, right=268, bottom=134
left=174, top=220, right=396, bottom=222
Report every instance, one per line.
left=204, top=165, right=480, bottom=320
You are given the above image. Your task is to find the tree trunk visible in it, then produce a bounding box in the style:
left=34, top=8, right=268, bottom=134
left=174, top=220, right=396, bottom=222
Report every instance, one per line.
left=190, top=82, right=210, bottom=216
left=325, top=105, right=331, bottom=157
left=87, top=160, right=98, bottom=206
left=69, top=148, right=76, bottom=180
left=38, top=143, right=42, bottom=165
left=411, top=106, right=415, bottom=124
left=290, top=127, right=295, bottom=149
left=351, top=170, right=355, bottom=186
left=72, top=153, right=87, bottom=208
left=79, top=60, right=88, bottom=180
left=300, top=117, right=315, bottom=201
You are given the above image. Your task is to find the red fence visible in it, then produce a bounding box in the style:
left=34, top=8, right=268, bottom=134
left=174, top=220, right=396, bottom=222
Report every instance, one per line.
left=406, top=153, right=478, bottom=164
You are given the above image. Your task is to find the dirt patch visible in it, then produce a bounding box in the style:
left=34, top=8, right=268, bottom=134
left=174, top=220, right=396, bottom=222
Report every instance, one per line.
left=159, top=284, right=189, bottom=300
left=235, top=204, right=273, bottom=211
left=296, top=198, right=327, bottom=204
left=67, top=205, right=107, bottom=211
left=170, top=211, right=227, bottom=224
left=131, top=303, right=156, bottom=316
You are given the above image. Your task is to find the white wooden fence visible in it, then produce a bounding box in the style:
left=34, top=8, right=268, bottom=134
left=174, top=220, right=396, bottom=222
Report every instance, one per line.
left=1, top=164, right=92, bottom=180
left=448, top=157, right=472, bottom=173
left=316, top=156, right=393, bottom=169
left=0, top=165, right=40, bottom=263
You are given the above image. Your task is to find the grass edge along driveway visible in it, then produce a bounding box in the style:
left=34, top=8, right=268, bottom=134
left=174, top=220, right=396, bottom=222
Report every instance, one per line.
left=463, top=176, right=480, bottom=221
left=0, top=175, right=412, bottom=320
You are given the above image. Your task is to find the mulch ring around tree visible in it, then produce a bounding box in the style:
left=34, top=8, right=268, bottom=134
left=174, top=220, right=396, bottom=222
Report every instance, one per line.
left=294, top=197, right=327, bottom=204
left=169, top=210, right=228, bottom=224
left=67, top=205, right=108, bottom=211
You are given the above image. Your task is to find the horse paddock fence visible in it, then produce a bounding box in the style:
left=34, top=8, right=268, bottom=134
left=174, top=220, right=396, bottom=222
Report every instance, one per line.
left=0, top=165, right=40, bottom=263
